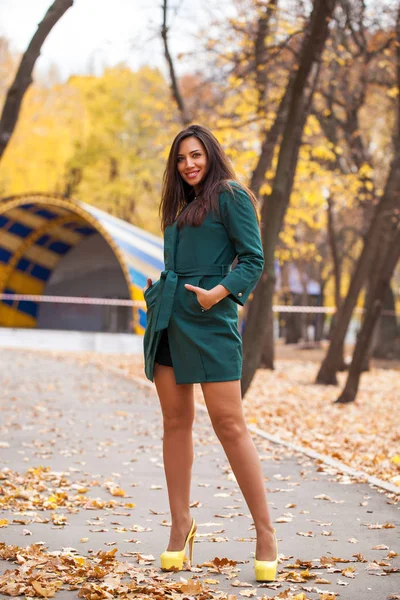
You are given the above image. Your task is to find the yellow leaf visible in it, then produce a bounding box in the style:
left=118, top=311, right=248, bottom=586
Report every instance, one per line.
left=259, top=182, right=272, bottom=196
left=391, top=454, right=400, bottom=465
left=387, top=87, right=399, bottom=98
left=109, top=487, right=126, bottom=497
left=0, top=519, right=9, bottom=527
left=359, top=163, right=373, bottom=178
left=31, top=580, right=57, bottom=598
left=342, top=566, right=356, bottom=578
left=181, top=579, right=204, bottom=594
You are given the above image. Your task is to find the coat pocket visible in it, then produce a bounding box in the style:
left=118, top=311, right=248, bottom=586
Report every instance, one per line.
left=190, top=276, right=217, bottom=313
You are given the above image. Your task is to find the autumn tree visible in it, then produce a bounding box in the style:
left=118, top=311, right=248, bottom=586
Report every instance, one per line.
left=63, top=66, right=179, bottom=232
left=336, top=219, right=400, bottom=403
left=316, top=1, right=400, bottom=385
left=0, top=0, right=73, bottom=161
left=241, top=0, right=337, bottom=395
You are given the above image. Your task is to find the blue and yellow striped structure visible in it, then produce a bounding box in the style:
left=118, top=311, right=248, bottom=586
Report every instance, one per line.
left=0, top=193, right=164, bottom=334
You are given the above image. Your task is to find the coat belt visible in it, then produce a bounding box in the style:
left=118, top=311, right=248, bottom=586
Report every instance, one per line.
left=154, top=265, right=231, bottom=332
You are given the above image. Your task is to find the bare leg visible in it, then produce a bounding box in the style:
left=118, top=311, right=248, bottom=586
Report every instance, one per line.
left=201, top=380, right=275, bottom=561
left=154, top=362, right=194, bottom=550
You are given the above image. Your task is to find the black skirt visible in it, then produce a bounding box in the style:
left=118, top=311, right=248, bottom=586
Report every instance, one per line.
left=155, top=328, right=173, bottom=367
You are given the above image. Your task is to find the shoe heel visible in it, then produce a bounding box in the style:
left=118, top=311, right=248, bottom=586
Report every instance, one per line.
left=188, top=527, right=196, bottom=566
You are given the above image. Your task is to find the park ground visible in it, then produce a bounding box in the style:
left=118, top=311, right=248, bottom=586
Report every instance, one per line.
left=0, top=346, right=399, bottom=600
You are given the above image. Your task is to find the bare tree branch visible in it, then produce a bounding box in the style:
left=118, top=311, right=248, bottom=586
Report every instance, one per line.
left=0, top=0, right=73, bottom=160
left=161, top=0, right=191, bottom=126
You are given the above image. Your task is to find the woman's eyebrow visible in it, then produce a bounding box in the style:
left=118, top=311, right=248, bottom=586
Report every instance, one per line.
left=177, top=148, right=202, bottom=156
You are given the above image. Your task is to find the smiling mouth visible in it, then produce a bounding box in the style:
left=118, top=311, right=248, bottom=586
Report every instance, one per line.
left=186, top=170, right=200, bottom=179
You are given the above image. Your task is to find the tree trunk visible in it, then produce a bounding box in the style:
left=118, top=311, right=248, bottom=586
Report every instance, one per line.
left=242, top=268, right=274, bottom=393
left=0, top=0, right=73, bottom=160
left=336, top=225, right=400, bottom=403
left=285, top=309, right=302, bottom=344
left=260, top=307, right=275, bottom=367
left=250, top=74, right=293, bottom=197
left=315, top=279, right=326, bottom=342
left=242, top=0, right=337, bottom=396
left=64, top=166, right=81, bottom=198
left=360, top=205, right=396, bottom=371
left=327, top=194, right=342, bottom=311
left=254, top=0, right=279, bottom=115
left=372, top=283, right=399, bottom=359
left=316, top=151, right=400, bottom=384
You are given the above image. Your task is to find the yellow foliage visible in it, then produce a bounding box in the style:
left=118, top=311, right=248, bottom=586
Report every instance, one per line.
left=387, top=86, right=399, bottom=98
left=359, top=163, right=374, bottom=178
left=259, top=182, right=272, bottom=196
left=0, top=65, right=177, bottom=234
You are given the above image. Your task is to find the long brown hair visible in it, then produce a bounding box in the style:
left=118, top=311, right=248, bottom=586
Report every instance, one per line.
left=160, top=124, right=258, bottom=230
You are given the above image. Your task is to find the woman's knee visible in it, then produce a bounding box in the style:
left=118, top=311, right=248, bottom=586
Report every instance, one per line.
left=212, top=413, right=247, bottom=444
left=162, top=409, right=194, bottom=433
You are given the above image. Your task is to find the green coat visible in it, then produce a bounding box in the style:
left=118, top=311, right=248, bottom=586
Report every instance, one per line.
left=143, top=183, right=264, bottom=384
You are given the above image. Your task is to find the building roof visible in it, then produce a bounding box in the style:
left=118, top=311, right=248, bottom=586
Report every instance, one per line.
left=0, top=193, right=164, bottom=332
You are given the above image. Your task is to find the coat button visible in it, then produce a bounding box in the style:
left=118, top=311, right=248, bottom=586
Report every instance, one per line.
left=238, top=292, right=243, bottom=297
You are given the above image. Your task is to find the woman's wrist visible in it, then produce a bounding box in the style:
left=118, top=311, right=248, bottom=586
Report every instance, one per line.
left=210, top=284, right=230, bottom=306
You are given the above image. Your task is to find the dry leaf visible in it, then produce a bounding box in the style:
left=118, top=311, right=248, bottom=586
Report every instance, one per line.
left=180, top=578, right=204, bottom=594
left=341, top=567, right=356, bottom=578
left=239, top=590, right=256, bottom=597
left=366, top=522, right=395, bottom=530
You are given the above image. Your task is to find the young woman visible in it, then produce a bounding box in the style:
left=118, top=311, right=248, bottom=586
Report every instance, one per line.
left=143, top=124, right=278, bottom=582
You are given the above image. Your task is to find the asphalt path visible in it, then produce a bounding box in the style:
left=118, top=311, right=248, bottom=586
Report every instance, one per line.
left=0, top=349, right=399, bottom=599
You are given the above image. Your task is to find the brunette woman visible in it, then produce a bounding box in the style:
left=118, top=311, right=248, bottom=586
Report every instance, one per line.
left=143, top=124, right=277, bottom=582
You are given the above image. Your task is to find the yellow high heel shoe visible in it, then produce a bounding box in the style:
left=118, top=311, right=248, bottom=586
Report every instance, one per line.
left=160, top=519, right=197, bottom=571
left=254, top=528, right=278, bottom=582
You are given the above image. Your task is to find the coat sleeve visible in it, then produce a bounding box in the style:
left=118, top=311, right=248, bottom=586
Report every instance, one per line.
left=218, top=185, right=264, bottom=306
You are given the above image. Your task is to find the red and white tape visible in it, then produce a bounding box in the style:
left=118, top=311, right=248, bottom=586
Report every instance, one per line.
left=0, top=293, right=397, bottom=316
left=0, top=293, right=143, bottom=307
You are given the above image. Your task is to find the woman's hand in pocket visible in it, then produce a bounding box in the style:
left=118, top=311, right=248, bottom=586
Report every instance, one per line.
left=185, top=283, right=229, bottom=310
left=184, top=283, right=214, bottom=310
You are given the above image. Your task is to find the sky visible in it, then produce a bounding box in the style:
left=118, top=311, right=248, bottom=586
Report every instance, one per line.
left=0, top=0, right=221, bottom=80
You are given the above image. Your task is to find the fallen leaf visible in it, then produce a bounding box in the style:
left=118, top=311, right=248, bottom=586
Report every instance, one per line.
left=341, top=566, right=356, bottom=578
left=180, top=578, right=204, bottom=594
left=366, top=522, right=395, bottom=529
left=239, top=589, right=256, bottom=597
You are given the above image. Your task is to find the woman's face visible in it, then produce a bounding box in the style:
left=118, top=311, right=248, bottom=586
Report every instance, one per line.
left=177, top=136, right=208, bottom=191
